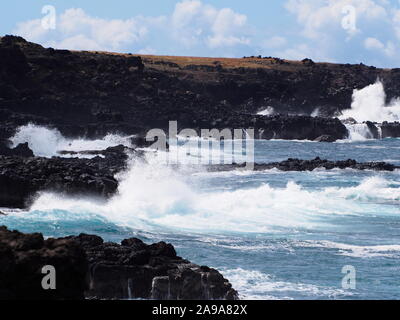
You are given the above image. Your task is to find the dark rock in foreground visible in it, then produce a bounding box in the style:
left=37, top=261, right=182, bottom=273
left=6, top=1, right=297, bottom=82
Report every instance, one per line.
left=208, top=157, right=398, bottom=172
left=0, top=144, right=131, bottom=208
left=0, top=227, right=238, bottom=300
left=72, top=234, right=238, bottom=300
left=0, top=226, right=87, bottom=300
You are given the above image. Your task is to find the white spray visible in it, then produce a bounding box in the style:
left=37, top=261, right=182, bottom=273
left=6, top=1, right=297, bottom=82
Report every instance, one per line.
left=10, top=124, right=133, bottom=157
left=340, top=80, right=400, bottom=123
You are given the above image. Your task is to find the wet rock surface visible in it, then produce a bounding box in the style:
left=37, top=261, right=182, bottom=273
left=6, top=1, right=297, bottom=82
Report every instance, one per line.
left=0, top=227, right=238, bottom=300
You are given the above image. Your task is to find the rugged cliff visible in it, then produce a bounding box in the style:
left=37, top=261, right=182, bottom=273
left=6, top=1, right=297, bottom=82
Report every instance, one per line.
left=2, top=35, right=400, bottom=142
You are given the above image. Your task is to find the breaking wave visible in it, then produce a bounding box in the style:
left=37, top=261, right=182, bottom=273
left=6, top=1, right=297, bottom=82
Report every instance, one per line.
left=10, top=153, right=399, bottom=234
left=9, top=124, right=133, bottom=158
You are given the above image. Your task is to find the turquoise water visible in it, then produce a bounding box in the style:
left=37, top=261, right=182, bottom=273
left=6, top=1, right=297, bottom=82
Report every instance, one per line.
left=2, top=138, right=400, bottom=300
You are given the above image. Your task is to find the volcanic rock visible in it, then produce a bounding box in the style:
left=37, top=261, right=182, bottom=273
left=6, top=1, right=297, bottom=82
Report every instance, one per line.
left=0, top=145, right=132, bottom=208
left=0, top=227, right=238, bottom=300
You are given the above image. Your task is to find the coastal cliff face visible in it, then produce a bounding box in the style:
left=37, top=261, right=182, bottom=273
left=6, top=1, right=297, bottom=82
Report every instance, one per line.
left=0, top=227, right=238, bottom=300
left=2, top=35, right=400, bottom=141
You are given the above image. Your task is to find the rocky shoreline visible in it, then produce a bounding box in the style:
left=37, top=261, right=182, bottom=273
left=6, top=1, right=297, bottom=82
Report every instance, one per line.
left=1, top=141, right=398, bottom=209
left=1, top=35, right=400, bottom=145
left=0, top=226, right=237, bottom=300
left=1, top=35, right=400, bottom=300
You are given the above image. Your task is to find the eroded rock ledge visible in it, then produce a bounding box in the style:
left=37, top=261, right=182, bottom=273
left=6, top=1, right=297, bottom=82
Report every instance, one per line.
left=0, top=226, right=238, bottom=300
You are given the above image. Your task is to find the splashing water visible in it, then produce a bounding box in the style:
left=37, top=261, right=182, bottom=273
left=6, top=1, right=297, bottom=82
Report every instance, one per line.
left=9, top=123, right=133, bottom=157
left=18, top=151, right=400, bottom=234
left=344, top=123, right=374, bottom=141
left=340, top=80, right=400, bottom=123
left=257, top=106, right=275, bottom=116
left=2, top=124, right=400, bottom=300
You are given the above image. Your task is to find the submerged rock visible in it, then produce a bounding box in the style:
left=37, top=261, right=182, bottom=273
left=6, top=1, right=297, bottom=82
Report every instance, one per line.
left=0, top=227, right=238, bottom=300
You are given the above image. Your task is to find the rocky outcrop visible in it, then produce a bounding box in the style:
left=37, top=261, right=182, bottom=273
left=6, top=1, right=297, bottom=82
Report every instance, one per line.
left=381, top=122, right=400, bottom=138
left=0, top=35, right=394, bottom=143
left=235, top=115, right=347, bottom=141
left=0, top=141, right=34, bottom=157
left=0, top=145, right=132, bottom=208
left=0, top=226, right=88, bottom=300
left=208, top=157, right=398, bottom=172
left=0, top=227, right=238, bottom=300
left=71, top=234, right=237, bottom=300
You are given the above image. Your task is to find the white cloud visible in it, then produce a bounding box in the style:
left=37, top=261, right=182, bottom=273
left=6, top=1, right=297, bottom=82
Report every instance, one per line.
left=11, top=1, right=400, bottom=66
left=364, top=37, right=395, bottom=57
left=13, top=2, right=250, bottom=53
left=280, top=0, right=400, bottom=66
left=14, top=19, right=48, bottom=40
left=171, top=0, right=250, bottom=48
left=364, top=37, right=384, bottom=50
left=14, top=8, right=150, bottom=51
left=47, top=35, right=103, bottom=51
left=285, top=0, right=387, bottom=39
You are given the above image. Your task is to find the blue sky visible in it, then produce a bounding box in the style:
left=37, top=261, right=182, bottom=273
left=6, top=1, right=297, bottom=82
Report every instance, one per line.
left=2, top=0, right=400, bottom=67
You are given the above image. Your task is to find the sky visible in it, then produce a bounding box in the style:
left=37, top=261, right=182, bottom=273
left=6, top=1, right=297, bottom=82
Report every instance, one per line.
left=2, top=0, right=400, bottom=68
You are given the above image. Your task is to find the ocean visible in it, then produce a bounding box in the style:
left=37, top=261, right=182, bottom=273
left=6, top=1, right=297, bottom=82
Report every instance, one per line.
left=1, top=124, right=400, bottom=300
